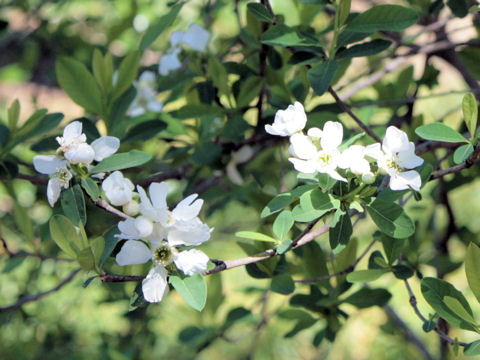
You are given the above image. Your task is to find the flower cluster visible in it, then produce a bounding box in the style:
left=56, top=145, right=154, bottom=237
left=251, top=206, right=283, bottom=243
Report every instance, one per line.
left=114, top=182, right=213, bottom=303
left=33, top=121, right=120, bottom=206
left=265, top=102, right=424, bottom=191
left=129, top=71, right=164, bottom=117
left=159, top=23, right=210, bottom=76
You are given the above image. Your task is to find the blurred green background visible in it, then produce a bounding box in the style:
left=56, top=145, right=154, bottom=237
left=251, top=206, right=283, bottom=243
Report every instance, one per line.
left=1, top=0, right=480, bottom=359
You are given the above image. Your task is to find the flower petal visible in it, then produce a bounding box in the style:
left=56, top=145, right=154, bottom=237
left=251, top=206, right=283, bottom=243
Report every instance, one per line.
left=168, top=219, right=212, bottom=246
left=320, top=121, right=343, bottom=151
left=389, top=170, right=422, bottom=191
left=149, top=182, right=169, bottom=210
left=183, top=24, right=210, bottom=52
left=383, top=126, right=410, bottom=153
left=288, top=158, right=317, bottom=174
left=64, top=143, right=95, bottom=164
left=115, top=240, right=152, bottom=266
left=62, top=121, right=84, bottom=144
left=142, top=265, right=169, bottom=303
left=397, top=142, right=424, bottom=169
left=173, top=249, right=209, bottom=276
left=33, top=155, right=67, bottom=175
left=47, top=178, right=62, bottom=207
left=172, top=194, right=203, bottom=221
left=91, top=136, right=120, bottom=162
left=117, top=218, right=142, bottom=239
left=289, top=133, right=317, bottom=160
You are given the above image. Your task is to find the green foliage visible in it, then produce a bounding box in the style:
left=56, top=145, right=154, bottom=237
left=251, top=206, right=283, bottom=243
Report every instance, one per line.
left=415, top=123, right=468, bottom=143
left=366, top=199, right=415, bottom=239
left=307, top=60, right=339, bottom=96
left=169, top=274, right=207, bottom=312
left=90, top=150, right=152, bottom=173
left=345, top=5, right=419, bottom=33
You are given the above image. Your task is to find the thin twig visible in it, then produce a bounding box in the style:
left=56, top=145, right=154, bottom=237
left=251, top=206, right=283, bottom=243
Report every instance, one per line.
left=328, top=87, right=382, bottom=143
left=430, top=144, right=480, bottom=180
left=0, top=268, right=81, bottom=313
left=94, top=198, right=130, bottom=219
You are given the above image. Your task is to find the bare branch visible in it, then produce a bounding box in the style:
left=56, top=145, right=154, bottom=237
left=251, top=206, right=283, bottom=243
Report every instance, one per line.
left=0, top=268, right=81, bottom=313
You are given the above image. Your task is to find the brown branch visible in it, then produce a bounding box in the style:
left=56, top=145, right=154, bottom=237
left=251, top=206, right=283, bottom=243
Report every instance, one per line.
left=404, top=279, right=468, bottom=347
left=100, top=224, right=331, bottom=282
left=0, top=268, right=81, bottom=313
left=430, top=144, right=480, bottom=180
left=328, top=87, right=383, bottom=143
left=135, top=163, right=192, bottom=187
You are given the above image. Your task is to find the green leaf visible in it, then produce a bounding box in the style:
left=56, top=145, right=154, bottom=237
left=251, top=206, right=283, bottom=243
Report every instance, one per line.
left=236, top=76, right=263, bottom=108
left=139, top=2, right=184, bottom=51
left=462, top=93, right=478, bottom=139
left=260, top=24, right=319, bottom=47
left=99, top=226, right=120, bottom=267
left=81, top=178, right=100, bottom=201
left=112, top=52, right=141, bottom=101
left=247, top=3, right=275, bottom=23
left=277, top=239, right=293, bottom=255
left=169, top=274, right=207, bottom=312
left=129, top=283, right=147, bottom=311
left=56, top=57, right=103, bottom=114
left=271, top=274, right=295, bottom=295
left=235, top=231, right=277, bottom=243
left=453, top=144, right=474, bottom=164
left=222, top=115, right=249, bottom=143
left=336, top=39, right=391, bottom=59
left=13, top=202, right=33, bottom=244
left=465, top=340, right=480, bottom=356
left=273, top=210, right=294, bottom=240
left=261, top=184, right=317, bottom=218
left=171, top=104, right=223, bottom=119
left=466, top=242, right=480, bottom=304
left=339, top=0, right=351, bottom=25
left=61, top=184, right=86, bottom=226
left=346, top=269, right=388, bottom=282
left=307, top=60, right=339, bottom=96
left=392, top=265, right=414, bottom=279
left=90, top=150, right=152, bottom=174
left=447, top=0, right=469, bottom=18
left=92, top=49, right=112, bottom=95
left=415, top=123, right=468, bottom=143
left=49, top=214, right=81, bottom=258
left=12, top=112, right=63, bottom=147
left=443, top=296, right=478, bottom=325
left=345, top=5, right=419, bottom=33
left=329, top=213, right=352, bottom=249
left=421, top=277, right=477, bottom=332
left=381, top=236, right=405, bottom=265
left=0, top=124, right=9, bottom=148
left=123, top=119, right=167, bottom=143
left=207, top=57, right=230, bottom=97
left=7, top=99, right=19, bottom=131
left=343, top=288, right=391, bottom=308
left=366, top=198, right=415, bottom=239
left=77, top=237, right=104, bottom=273
left=190, top=141, right=222, bottom=165
left=293, top=190, right=337, bottom=222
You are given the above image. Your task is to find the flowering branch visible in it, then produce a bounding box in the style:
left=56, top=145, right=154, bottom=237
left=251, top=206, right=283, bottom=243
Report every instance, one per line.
left=430, top=144, right=480, bottom=180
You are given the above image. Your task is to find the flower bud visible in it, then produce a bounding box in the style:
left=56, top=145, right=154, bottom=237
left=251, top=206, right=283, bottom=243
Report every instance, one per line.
left=362, top=172, right=376, bottom=184
left=123, top=200, right=140, bottom=217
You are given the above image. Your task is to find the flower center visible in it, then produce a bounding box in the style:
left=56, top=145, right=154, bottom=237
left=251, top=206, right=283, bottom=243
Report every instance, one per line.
left=386, top=154, right=402, bottom=172
left=165, top=211, right=176, bottom=227
left=152, top=244, right=173, bottom=266
left=55, top=168, right=72, bottom=188
left=317, top=152, right=332, bottom=166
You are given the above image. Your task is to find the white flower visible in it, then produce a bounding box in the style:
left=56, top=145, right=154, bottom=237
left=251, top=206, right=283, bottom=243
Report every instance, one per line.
left=182, top=24, right=210, bottom=52
left=56, top=121, right=86, bottom=153
left=265, top=101, right=307, bottom=137
left=33, top=155, right=72, bottom=206
left=288, top=121, right=347, bottom=182
left=91, top=136, right=120, bottom=162
left=130, top=71, right=163, bottom=116
left=115, top=240, right=209, bottom=302
left=102, top=171, right=134, bottom=206
left=158, top=48, right=182, bottom=76
left=136, top=182, right=213, bottom=246
left=366, top=126, right=424, bottom=191
left=338, top=145, right=372, bottom=177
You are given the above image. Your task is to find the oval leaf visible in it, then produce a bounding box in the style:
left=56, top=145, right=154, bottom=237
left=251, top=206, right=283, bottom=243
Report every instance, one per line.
left=366, top=198, right=415, bottom=239
left=336, top=39, right=391, bottom=59
left=273, top=210, right=294, bottom=240
left=453, top=143, right=474, bottom=164
left=462, top=93, right=478, bottom=139
left=415, top=123, right=468, bottom=143
left=61, top=184, right=86, bottom=226
left=307, top=60, right=339, bottom=96
left=235, top=231, right=277, bottom=243
left=346, top=269, right=388, bottom=282
left=49, top=214, right=81, bottom=258
left=56, top=57, right=102, bottom=114
left=346, top=5, right=419, bottom=33
left=90, top=150, right=152, bottom=174
left=466, top=242, right=480, bottom=305
left=169, top=274, right=207, bottom=312
left=247, top=3, right=274, bottom=23
left=465, top=340, right=480, bottom=356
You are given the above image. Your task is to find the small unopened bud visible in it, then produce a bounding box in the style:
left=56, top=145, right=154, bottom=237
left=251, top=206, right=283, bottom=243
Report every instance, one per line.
left=307, top=127, right=322, bottom=138
left=362, top=172, right=375, bottom=184
left=123, top=200, right=140, bottom=216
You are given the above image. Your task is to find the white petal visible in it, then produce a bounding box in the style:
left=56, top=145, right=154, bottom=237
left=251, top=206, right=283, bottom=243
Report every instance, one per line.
left=320, top=121, right=343, bottom=151
left=170, top=31, right=184, bottom=47
left=173, top=249, right=209, bottom=276
left=142, top=265, right=169, bottom=303
left=288, top=158, right=317, bottom=174
left=307, top=127, right=322, bottom=138
left=158, top=51, right=182, bottom=76
left=138, top=71, right=156, bottom=84
left=183, top=24, right=210, bottom=51
left=324, top=169, right=348, bottom=182
left=146, top=100, right=163, bottom=113
left=397, top=142, right=424, bottom=169
left=47, top=178, right=62, bottom=207
left=91, top=136, right=120, bottom=162
left=168, top=219, right=212, bottom=246
left=264, top=124, right=285, bottom=136
left=134, top=216, right=154, bottom=238
left=149, top=182, right=168, bottom=210
left=266, top=102, right=307, bottom=137
left=365, top=143, right=383, bottom=161
left=172, top=194, right=203, bottom=221
left=115, top=240, right=152, bottom=266
left=117, top=218, right=142, bottom=239
left=62, top=121, right=84, bottom=144
left=33, top=155, right=67, bottom=175
left=389, top=170, right=422, bottom=191
left=64, top=143, right=95, bottom=164
left=289, top=133, right=317, bottom=160
left=383, top=126, right=410, bottom=153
